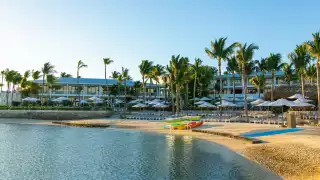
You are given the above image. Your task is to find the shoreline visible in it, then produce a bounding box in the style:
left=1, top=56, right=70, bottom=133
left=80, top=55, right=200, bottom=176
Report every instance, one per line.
left=28, top=119, right=320, bottom=179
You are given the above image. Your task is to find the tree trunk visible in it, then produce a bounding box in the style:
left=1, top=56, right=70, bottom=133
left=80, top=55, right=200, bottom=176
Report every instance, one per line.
left=164, top=84, right=167, bottom=102
left=154, top=82, right=157, bottom=99
left=11, top=85, right=14, bottom=106
left=42, top=75, right=45, bottom=105
left=6, top=83, right=9, bottom=106
left=142, top=76, right=146, bottom=103
left=1, top=76, right=3, bottom=91
left=316, top=57, right=320, bottom=113
left=170, top=82, right=175, bottom=113
left=258, top=86, right=260, bottom=98
left=301, top=74, right=305, bottom=97
left=193, top=74, right=197, bottom=107
left=185, top=83, right=188, bottom=108
left=105, top=64, right=109, bottom=107
left=124, top=80, right=127, bottom=112
left=271, top=71, right=274, bottom=101
left=218, top=57, right=222, bottom=102
left=242, top=64, right=248, bottom=122
left=176, top=85, right=180, bottom=114
left=232, top=73, right=235, bottom=103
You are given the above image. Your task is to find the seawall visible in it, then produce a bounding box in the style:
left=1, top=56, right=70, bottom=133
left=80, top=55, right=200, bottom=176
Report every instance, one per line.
left=0, top=110, right=113, bottom=120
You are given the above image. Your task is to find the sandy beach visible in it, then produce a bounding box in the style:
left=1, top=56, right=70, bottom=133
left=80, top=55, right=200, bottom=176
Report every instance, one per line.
left=38, top=119, right=320, bottom=180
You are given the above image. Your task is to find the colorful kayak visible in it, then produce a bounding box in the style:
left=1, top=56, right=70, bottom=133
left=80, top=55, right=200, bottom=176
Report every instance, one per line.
left=163, top=120, right=204, bottom=130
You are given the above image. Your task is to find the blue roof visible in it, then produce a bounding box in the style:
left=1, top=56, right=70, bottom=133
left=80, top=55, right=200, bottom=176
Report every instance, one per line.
left=219, top=71, right=285, bottom=78
left=33, top=77, right=159, bottom=87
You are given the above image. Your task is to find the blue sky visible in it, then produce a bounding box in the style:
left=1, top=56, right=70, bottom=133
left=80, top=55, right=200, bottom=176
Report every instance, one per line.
left=1, top=0, right=319, bottom=81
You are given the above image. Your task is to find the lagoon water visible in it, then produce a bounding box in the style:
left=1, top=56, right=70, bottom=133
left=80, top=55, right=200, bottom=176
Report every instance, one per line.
left=0, top=120, right=281, bottom=180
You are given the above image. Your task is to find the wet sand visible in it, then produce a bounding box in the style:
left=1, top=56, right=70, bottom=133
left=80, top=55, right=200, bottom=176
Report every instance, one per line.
left=37, top=119, right=320, bottom=180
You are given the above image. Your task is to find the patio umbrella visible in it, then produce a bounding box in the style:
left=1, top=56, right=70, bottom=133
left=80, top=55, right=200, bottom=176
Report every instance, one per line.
left=198, top=102, right=216, bottom=108
left=195, top=101, right=206, bottom=105
left=22, top=97, right=39, bottom=102
left=80, top=100, right=88, bottom=104
left=291, top=101, right=315, bottom=107
left=288, top=94, right=309, bottom=99
left=217, top=100, right=237, bottom=107
left=256, top=101, right=271, bottom=107
left=88, top=96, right=102, bottom=101
left=190, top=97, right=200, bottom=101
left=294, top=97, right=312, bottom=103
left=200, top=97, right=211, bottom=101
left=132, top=103, right=148, bottom=108
left=251, top=98, right=265, bottom=105
left=268, top=98, right=297, bottom=119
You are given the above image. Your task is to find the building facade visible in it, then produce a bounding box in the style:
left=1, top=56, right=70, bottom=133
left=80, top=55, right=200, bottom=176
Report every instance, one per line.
left=214, top=71, right=304, bottom=100
left=33, top=77, right=166, bottom=100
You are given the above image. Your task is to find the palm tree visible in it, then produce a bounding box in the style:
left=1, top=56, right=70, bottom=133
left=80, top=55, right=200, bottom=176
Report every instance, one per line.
left=205, top=37, right=237, bottom=101
left=265, top=53, right=284, bottom=101
left=19, top=70, right=30, bottom=90
left=60, top=72, right=73, bottom=78
left=288, top=45, right=312, bottom=97
left=306, top=64, right=317, bottom=85
left=32, top=70, right=41, bottom=80
left=121, top=67, right=131, bottom=111
left=250, top=75, right=265, bottom=98
left=281, top=63, right=294, bottom=86
left=11, top=71, right=21, bottom=104
left=46, top=74, right=57, bottom=98
left=169, top=55, right=189, bottom=113
left=139, top=60, right=154, bottom=103
left=41, top=62, right=56, bottom=103
left=4, top=69, right=15, bottom=106
left=236, top=43, right=259, bottom=121
left=305, top=32, right=320, bottom=111
left=103, top=58, right=114, bottom=102
left=166, top=65, right=175, bottom=112
left=76, top=60, right=88, bottom=102
left=191, top=58, right=202, bottom=106
left=161, top=75, right=169, bottom=102
left=226, top=56, right=238, bottom=103
left=1, top=70, right=5, bottom=92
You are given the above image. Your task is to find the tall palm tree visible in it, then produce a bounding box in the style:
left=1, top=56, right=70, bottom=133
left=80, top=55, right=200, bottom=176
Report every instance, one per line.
left=46, top=74, right=56, bottom=98
left=236, top=43, right=259, bottom=121
left=281, top=63, right=294, bottom=86
left=32, top=70, right=41, bottom=80
left=170, top=55, right=189, bottom=113
left=20, top=70, right=30, bottom=90
left=265, top=53, right=284, bottom=101
left=161, top=74, right=169, bottom=102
left=191, top=58, right=202, bottom=106
left=103, top=58, right=114, bottom=102
left=121, top=67, right=131, bottom=111
left=138, top=60, right=154, bottom=103
left=41, top=62, right=56, bottom=103
left=288, top=45, right=312, bottom=97
left=305, top=32, right=320, bottom=112
left=60, top=72, right=73, bottom=78
left=226, top=56, right=238, bottom=103
left=4, top=69, right=15, bottom=106
left=0, top=70, right=5, bottom=92
left=306, top=64, right=317, bottom=85
left=150, top=64, right=165, bottom=98
left=76, top=60, right=88, bottom=102
left=11, top=71, right=21, bottom=104
left=166, top=65, right=175, bottom=112
left=250, top=75, right=265, bottom=98
left=205, top=37, right=237, bottom=101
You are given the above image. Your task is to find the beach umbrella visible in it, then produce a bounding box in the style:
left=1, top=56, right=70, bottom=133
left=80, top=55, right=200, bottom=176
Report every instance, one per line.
left=88, top=96, right=102, bottom=101
left=198, top=102, right=216, bottom=108
left=291, top=101, right=315, bottom=107
left=115, top=99, right=124, bottom=104
left=200, top=97, right=211, bottom=101
left=132, top=103, right=148, bottom=108
left=22, top=97, right=39, bottom=102
left=251, top=98, right=265, bottom=105
left=128, top=99, right=143, bottom=104
left=294, top=97, right=312, bottom=103
left=195, top=100, right=206, bottom=105
left=268, top=98, right=296, bottom=107
left=80, top=100, right=88, bottom=104
left=288, top=94, right=309, bottom=99
left=190, top=97, right=200, bottom=101
left=257, top=101, right=271, bottom=107
left=217, top=100, right=237, bottom=107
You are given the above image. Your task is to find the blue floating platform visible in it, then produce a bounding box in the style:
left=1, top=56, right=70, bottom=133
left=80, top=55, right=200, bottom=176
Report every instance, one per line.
left=241, top=128, right=303, bottom=138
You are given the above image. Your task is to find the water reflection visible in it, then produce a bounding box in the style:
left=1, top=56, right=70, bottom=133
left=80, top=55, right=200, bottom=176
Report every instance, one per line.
left=0, top=123, right=280, bottom=180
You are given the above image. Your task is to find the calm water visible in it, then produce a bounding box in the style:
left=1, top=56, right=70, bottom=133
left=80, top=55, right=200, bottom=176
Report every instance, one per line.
left=0, top=120, right=281, bottom=180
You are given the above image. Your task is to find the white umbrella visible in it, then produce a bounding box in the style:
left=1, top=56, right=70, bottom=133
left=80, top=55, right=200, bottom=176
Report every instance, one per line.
left=80, top=100, right=88, bottom=104
left=190, top=97, right=200, bottom=101
left=268, top=98, right=296, bottom=107
left=22, top=97, right=39, bottom=102
left=198, top=102, right=216, bottom=108
left=128, top=99, right=143, bottom=104
left=88, top=96, right=102, bottom=101
left=288, top=94, right=309, bottom=99
left=218, top=100, right=237, bottom=107
left=251, top=98, right=265, bottom=105
left=200, top=97, right=211, bottom=101
left=195, top=101, right=206, bottom=105
left=294, top=97, right=312, bottom=103
left=132, top=103, right=148, bottom=108
left=115, top=99, right=124, bottom=104
left=257, top=101, right=271, bottom=107
left=291, top=101, right=315, bottom=107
